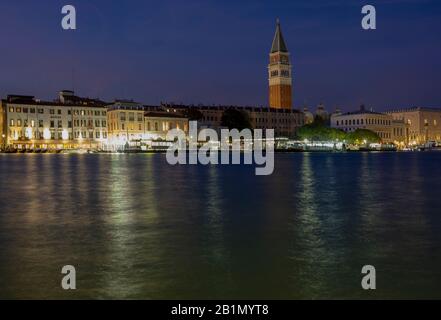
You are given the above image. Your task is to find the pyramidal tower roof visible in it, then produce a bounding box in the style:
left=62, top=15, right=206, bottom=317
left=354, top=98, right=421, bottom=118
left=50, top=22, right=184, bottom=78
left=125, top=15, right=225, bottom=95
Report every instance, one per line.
left=270, top=19, right=288, bottom=53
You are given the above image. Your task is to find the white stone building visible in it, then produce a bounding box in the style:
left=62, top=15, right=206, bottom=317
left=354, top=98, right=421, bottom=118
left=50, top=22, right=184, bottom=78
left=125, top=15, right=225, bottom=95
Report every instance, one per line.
left=1, top=91, right=108, bottom=151
left=330, top=105, right=407, bottom=144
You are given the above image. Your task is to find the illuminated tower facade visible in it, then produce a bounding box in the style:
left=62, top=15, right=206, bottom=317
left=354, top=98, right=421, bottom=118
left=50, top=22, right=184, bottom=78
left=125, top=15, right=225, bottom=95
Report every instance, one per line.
left=268, top=20, right=292, bottom=109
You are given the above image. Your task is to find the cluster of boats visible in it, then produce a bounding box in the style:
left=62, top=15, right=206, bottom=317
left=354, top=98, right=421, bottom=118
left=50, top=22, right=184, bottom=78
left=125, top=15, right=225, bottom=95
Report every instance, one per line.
left=2, top=140, right=441, bottom=154
left=2, top=147, right=62, bottom=154
left=278, top=141, right=441, bottom=153
left=1, top=147, right=98, bottom=154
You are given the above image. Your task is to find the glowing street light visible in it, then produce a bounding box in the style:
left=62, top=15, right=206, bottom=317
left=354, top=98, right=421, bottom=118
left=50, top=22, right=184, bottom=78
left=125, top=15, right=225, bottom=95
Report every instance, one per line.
left=43, top=128, right=51, bottom=140
left=62, top=130, right=69, bottom=140
left=25, top=127, right=33, bottom=139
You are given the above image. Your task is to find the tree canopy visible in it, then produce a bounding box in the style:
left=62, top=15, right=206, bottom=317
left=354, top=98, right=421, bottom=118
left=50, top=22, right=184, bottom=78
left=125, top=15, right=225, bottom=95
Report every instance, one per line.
left=347, top=129, right=381, bottom=144
left=297, top=121, right=346, bottom=142
left=221, top=109, right=252, bottom=131
left=182, top=107, right=203, bottom=121
left=297, top=120, right=381, bottom=144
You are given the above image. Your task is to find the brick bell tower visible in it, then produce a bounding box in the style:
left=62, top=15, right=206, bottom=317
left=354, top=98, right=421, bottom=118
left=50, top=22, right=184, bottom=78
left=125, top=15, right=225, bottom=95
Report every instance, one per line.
left=268, top=19, right=292, bottom=109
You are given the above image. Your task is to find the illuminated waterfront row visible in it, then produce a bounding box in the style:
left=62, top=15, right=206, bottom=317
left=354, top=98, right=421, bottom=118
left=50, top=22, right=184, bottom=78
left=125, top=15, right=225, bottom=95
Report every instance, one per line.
left=0, top=91, right=189, bottom=151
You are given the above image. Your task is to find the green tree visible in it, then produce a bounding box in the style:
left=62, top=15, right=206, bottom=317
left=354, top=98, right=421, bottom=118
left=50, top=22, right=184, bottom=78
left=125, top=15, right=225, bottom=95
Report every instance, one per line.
left=221, top=109, right=252, bottom=130
left=297, top=120, right=346, bottom=142
left=347, top=129, right=381, bottom=144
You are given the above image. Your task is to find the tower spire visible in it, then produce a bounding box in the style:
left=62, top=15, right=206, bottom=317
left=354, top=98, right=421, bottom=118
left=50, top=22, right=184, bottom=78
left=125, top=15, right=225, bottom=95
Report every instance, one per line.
left=271, top=19, right=288, bottom=53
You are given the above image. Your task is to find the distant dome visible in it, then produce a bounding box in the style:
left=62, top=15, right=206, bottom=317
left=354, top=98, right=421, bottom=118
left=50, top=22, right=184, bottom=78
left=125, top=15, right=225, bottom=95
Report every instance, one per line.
left=303, top=107, right=314, bottom=124
left=315, top=103, right=329, bottom=121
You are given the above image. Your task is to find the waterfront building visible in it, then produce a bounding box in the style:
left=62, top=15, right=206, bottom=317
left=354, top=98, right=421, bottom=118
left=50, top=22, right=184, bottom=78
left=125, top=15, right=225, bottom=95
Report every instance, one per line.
left=386, top=107, right=441, bottom=145
left=269, top=20, right=293, bottom=110
left=0, top=103, right=5, bottom=148
left=331, top=105, right=407, bottom=144
left=391, top=119, right=408, bottom=146
left=1, top=91, right=108, bottom=150
left=162, top=104, right=304, bottom=138
left=106, top=100, right=188, bottom=150
left=329, top=107, right=343, bottom=120
left=107, top=100, right=146, bottom=144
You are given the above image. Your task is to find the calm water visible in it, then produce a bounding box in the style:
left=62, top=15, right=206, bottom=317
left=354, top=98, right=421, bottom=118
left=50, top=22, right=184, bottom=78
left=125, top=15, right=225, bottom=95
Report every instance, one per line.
left=0, top=152, right=440, bottom=299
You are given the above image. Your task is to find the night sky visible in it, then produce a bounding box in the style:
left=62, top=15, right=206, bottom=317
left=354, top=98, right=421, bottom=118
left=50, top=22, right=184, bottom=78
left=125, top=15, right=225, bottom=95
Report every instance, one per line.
left=0, top=0, right=440, bottom=112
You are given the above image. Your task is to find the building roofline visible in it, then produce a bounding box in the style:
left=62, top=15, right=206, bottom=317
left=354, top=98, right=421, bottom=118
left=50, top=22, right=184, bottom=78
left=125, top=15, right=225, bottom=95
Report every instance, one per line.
left=2, top=99, right=108, bottom=108
left=144, top=111, right=187, bottom=119
left=161, top=103, right=302, bottom=114
left=331, top=110, right=387, bottom=117
left=386, top=106, right=441, bottom=113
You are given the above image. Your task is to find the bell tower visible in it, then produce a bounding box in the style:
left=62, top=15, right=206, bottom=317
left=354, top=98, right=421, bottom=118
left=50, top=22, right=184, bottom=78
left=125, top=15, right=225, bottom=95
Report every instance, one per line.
left=268, top=19, right=292, bottom=109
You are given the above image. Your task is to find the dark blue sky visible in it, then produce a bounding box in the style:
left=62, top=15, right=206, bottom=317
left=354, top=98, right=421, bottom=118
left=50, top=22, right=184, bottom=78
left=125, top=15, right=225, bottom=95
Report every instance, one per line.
left=0, top=0, right=440, bottom=111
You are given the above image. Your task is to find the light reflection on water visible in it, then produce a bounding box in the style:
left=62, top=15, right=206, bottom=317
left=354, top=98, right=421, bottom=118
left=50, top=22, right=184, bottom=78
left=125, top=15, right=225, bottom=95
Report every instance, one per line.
left=0, top=152, right=440, bottom=299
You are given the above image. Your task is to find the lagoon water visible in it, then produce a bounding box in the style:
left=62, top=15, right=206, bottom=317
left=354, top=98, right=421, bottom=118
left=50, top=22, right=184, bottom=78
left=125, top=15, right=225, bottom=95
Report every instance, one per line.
left=0, top=152, right=440, bottom=299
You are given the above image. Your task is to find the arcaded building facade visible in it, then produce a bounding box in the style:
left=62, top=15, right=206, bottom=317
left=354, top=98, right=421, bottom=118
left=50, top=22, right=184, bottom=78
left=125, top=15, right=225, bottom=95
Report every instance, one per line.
left=386, top=107, right=441, bottom=144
